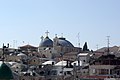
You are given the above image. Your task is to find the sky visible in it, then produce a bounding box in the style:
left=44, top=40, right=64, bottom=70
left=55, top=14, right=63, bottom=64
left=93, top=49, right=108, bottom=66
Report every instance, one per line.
left=0, top=0, right=120, bottom=50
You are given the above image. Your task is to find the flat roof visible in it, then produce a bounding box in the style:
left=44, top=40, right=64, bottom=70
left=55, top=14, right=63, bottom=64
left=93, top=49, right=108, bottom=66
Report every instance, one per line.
left=78, top=53, right=89, bottom=56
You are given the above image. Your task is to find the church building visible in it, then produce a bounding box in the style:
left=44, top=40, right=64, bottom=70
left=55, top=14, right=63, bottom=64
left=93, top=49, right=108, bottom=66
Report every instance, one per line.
left=38, top=31, right=81, bottom=61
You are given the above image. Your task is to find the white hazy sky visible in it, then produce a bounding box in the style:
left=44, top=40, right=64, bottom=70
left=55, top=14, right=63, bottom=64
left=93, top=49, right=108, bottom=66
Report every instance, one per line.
left=0, top=0, right=120, bottom=50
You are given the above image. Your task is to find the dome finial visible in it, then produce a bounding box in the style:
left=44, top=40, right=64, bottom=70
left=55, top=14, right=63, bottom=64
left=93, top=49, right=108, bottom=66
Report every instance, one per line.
left=45, top=30, right=49, bottom=37
left=55, top=34, right=57, bottom=38
left=41, top=36, right=44, bottom=42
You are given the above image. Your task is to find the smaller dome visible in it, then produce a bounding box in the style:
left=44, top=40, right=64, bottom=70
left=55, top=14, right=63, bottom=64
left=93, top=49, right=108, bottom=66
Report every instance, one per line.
left=40, top=37, right=53, bottom=47
left=0, top=63, right=14, bottom=79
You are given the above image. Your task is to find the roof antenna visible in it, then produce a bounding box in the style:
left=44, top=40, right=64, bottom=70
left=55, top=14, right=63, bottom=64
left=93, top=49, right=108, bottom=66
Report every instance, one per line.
left=96, top=44, right=98, bottom=50
left=77, top=32, right=80, bottom=47
left=106, top=36, right=110, bottom=54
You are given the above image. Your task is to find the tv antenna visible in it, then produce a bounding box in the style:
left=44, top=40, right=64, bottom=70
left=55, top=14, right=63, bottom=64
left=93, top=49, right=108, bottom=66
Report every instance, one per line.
left=106, top=36, right=110, bottom=54
left=96, top=44, right=98, bottom=50
left=77, top=32, right=80, bottom=47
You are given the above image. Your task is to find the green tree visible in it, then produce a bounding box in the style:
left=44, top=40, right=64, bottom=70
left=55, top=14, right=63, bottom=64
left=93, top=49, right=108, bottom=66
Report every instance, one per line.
left=83, top=42, right=89, bottom=51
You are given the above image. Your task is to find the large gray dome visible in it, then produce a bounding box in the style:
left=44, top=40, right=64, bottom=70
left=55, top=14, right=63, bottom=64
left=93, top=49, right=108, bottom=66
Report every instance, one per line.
left=40, top=37, right=53, bottom=47
left=57, top=38, right=74, bottom=47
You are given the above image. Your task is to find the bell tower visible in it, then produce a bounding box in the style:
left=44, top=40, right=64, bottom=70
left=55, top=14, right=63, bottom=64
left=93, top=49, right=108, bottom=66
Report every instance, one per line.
left=53, top=34, right=59, bottom=47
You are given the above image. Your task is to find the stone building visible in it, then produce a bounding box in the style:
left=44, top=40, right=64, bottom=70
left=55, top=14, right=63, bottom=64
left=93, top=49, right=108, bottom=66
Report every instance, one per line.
left=89, top=53, right=120, bottom=77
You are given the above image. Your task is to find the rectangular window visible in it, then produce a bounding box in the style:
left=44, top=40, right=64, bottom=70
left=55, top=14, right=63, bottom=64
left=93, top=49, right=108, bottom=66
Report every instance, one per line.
left=99, top=69, right=109, bottom=75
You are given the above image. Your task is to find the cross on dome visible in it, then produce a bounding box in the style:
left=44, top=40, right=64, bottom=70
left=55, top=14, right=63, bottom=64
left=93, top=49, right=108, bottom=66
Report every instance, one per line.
left=55, top=34, right=57, bottom=38
left=45, top=30, right=49, bottom=37
left=61, top=33, right=63, bottom=38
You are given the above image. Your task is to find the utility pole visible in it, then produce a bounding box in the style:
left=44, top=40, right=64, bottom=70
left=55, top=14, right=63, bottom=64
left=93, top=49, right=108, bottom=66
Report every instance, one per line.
left=106, top=36, right=111, bottom=76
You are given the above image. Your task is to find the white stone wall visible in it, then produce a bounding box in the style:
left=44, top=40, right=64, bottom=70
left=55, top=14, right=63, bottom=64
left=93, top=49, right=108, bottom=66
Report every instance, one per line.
left=89, top=65, right=115, bottom=75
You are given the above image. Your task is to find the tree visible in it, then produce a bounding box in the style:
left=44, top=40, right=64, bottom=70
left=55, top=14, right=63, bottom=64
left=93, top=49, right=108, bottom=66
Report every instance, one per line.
left=83, top=42, right=89, bottom=51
